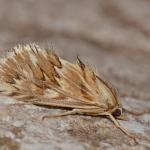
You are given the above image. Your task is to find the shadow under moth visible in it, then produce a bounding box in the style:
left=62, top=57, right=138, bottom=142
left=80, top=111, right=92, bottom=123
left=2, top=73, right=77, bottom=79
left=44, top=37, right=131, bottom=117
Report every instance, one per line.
left=0, top=44, right=137, bottom=143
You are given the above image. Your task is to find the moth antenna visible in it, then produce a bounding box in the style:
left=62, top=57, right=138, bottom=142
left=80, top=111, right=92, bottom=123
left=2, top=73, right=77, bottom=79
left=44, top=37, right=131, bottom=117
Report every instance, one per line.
left=123, top=108, right=150, bottom=116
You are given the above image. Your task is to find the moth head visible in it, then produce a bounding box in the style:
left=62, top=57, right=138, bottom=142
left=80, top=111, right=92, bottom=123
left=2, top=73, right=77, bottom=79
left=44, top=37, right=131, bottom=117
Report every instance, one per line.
left=112, top=107, right=122, bottom=118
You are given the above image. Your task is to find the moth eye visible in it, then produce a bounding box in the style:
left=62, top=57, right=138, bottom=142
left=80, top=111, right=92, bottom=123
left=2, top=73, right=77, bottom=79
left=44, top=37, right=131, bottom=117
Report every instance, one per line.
left=112, top=108, right=122, bottom=117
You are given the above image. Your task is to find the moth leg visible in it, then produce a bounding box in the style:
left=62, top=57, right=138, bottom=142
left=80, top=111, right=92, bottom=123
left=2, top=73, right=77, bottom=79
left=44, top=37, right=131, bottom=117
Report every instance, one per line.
left=101, top=112, right=137, bottom=143
left=42, top=108, right=100, bottom=120
left=42, top=109, right=80, bottom=120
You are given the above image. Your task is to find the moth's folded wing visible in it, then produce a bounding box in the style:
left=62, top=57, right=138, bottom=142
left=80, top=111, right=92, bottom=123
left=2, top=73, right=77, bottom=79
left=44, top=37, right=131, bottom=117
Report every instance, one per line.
left=32, top=96, right=105, bottom=110
left=55, top=59, right=101, bottom=103
left=0, top=44, right=109, bottom=111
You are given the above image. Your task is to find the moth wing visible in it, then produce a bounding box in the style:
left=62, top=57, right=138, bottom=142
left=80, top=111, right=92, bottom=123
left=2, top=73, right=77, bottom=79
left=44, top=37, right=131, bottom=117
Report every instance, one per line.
left=96, top=75, right=121, bottom=109
left=56, top=57, right=120, bottom=110
left=0, top=44, right=120, bottom=111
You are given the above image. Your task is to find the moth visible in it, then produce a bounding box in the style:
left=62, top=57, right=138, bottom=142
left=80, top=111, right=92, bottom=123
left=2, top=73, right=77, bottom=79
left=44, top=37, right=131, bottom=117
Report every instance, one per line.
left=0, top=44, right=136, bottom=142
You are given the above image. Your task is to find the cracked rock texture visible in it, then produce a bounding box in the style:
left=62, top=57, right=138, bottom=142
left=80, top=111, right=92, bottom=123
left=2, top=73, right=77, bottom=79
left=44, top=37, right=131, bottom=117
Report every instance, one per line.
left=0, top=0, right=150, bottom=150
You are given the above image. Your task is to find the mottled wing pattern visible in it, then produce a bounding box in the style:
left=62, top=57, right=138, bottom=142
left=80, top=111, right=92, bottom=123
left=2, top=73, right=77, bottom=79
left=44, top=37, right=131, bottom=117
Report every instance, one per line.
left=0, top=44, right=119, bottom=110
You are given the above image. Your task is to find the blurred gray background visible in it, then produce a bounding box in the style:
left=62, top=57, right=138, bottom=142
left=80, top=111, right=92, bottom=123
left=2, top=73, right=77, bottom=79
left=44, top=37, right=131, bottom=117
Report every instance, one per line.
left=0, top=1, right=150, bottom=150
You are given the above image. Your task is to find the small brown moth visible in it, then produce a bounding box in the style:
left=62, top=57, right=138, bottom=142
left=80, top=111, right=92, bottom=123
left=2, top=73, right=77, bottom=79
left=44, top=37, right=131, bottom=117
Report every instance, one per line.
left=0, top=44, right=136, bottom=142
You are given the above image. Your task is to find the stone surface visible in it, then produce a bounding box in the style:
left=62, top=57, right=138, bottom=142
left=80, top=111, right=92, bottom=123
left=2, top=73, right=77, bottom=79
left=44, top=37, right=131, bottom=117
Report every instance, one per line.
left=0, top=0, right=150, bottom=150
left=0, top=97, right=149, bottom=150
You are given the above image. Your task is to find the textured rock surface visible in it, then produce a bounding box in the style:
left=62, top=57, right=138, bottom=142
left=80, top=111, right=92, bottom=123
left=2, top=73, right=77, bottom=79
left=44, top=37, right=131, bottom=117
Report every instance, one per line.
left=0, top=0, right=150, bottom=150
left=0, top=97, right=150, bottom=150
